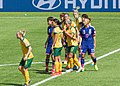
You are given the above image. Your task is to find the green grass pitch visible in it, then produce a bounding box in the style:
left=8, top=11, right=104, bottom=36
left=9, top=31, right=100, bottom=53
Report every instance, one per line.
left=0, top=12, right=120, bottom=86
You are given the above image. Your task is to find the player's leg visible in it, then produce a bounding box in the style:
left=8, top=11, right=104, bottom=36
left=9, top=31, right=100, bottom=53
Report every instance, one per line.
left=18, top=66, right=25, bottom=76
left=80, top=45, right=87, bottom=71
left=73, top=46, right=81, bottom=68
left=89, top=45, right=98, bottom=71
left=23, top=58, right=33, bottom=86
left=51, top=54, right=55, bottom=74
left=51, top=48, right=62, bottom=76
left=18, top=58, right=26, bottom=76
left=45, top=54, right=50, bottom=72
left=90, top=53, right=98, bottom=71
left=66, top=46, right=74, bottom=72
left=45, top=44, right=51, bottom=72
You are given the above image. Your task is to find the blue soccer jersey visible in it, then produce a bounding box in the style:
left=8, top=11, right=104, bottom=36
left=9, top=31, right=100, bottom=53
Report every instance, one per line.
left=46, top=26, right=54, bottom=54
left=80, top=25, right=96, bottom=54
left=47, top=26, right=54, bottom=45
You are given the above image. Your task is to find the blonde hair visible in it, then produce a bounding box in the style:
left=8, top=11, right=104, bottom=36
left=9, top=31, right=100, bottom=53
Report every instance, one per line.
left=17, top=30, right=26, bottom=37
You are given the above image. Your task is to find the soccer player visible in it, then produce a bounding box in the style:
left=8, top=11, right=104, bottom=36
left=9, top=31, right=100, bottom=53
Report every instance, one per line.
left=59, top=13, right=69, bottom=65
left=51, top=19, right=63, bottom=76
left=63, top=19, right=81, bottom=72
left=44, top=17, right=55, bottom=73
left=73, top=9, right=82, bottom=31
left=16, top=31, right=33, bottom=86
left=77, top=17, right=98, bottom=72
left=64, top=13, right=80, bottom=69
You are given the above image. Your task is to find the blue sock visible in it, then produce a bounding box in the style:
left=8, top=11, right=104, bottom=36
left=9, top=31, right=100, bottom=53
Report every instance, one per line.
left=79, top=54, right=82, bottom=58
left=81, top=58, right=85, bottom=67
left=92, top=58, right=96, bottom=64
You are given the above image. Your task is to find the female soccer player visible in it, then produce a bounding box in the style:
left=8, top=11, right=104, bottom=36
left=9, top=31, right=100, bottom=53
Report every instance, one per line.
left=44, top=17, right=55, bottom=73
left=63, top=19, right=81, bottom=72
left=51, top=19, right=63, bottom=76
left=16, top=31, right=33, bottom=86
left=78, top=17, right=98, bottom=72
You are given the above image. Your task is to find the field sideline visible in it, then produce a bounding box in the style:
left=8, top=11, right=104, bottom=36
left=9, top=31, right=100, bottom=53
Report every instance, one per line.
left=0, top=12, right=120, bottom=86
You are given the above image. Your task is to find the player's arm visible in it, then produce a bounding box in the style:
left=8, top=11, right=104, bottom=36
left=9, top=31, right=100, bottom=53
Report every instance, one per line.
left=93, top=27, right=96, bottom=48
left=64, top=31, right=74, bottom=39
left=52, top=33, right=57, bottom=50
left=79, top=29, right=82, bottom=48
left=44, top=35, right=49, bottom=48
left=79, top=35, right=82, bottom=48
left=23, top=40, right=32, bottom=60
left=44, top=28, right=49, bottom=48
left=75, top=27, right=80, bottom=42
left=93, top=36, right=96, bottom=49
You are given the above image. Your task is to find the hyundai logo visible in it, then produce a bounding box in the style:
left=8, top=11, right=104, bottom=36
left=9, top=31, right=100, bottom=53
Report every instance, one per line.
left=32, top=0, right=61, bottom=10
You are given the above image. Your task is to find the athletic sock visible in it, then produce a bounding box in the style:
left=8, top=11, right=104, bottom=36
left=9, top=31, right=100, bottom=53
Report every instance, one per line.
left=59, top=62, right=62, bottom=72
left=69, top=57, right=74, bottom=69
left=55, top=62, right=59, bottom=73
left=45, top=59, right=49, bottom=70
left=81, top=57, right=85, bottom=68
left=92, top=58, right=97, bottom=65
left=73, top=54, right=80, bottom=67
left=24, top=70, right=30, bottom=85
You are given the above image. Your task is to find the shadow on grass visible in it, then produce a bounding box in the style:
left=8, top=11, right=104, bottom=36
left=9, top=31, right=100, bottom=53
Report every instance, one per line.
left=29, top=68, right=51, bottom=74
left=0, top=83, right=23, bottom=86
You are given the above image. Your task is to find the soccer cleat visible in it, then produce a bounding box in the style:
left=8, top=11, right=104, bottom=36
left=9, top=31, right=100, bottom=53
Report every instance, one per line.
left=64, top=60, right=67, bottom=65
left=66, top=69, right=73, bottom=73
left=28, top=79, right=32, bottom=84
left=90, top=62, right=94, bottom=66
left=24, top=83, right=28, bottom=86
left=51, top=69, right=55, bottom=74
left=76, top=67, right=84, bottom=72
left=94, top=64, right=98, bottom=71
left=51, top=72, right=60, bottom=76
left=66, top=66, right=70, bottom=69
left=73, top=65, right=78, bottom=70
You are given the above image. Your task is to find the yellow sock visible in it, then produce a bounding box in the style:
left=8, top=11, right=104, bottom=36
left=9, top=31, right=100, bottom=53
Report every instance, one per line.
left=67, top=60, right=70, bottom=68
left=55, top=62, right=59, bottom=73
left=24, top=70, right=30, bottom=85
left=74, top=54, right=81, bottom=67
left=69, top=58, right=74, bottom=69
left=59, top=62, right=62, bottom=72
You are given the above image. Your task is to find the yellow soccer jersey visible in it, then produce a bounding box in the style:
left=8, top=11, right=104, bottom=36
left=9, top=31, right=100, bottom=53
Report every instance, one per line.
left=63, top=20, right=77, bottom=30
left=71, top=21, right=77, bottom=28
left=76, top=17, right=82, bottom=31
left=66, top=27, right=78, bottom=46
left=20, top=38, right=34, bottom=59
left=52, top=26, right=63, bottom=48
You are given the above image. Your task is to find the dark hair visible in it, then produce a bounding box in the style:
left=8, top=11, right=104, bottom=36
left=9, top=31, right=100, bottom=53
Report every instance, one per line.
left=81, top=14, right=88, bottom=18
left=60, top=13, right=65, bottom=17
left=47, top=17, right=54, bottom=22
left=53, top=18, right=60, bottom=25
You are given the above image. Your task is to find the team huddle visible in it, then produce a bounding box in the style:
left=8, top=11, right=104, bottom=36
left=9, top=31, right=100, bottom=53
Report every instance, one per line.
left=16, top=9, right=98, bottom=86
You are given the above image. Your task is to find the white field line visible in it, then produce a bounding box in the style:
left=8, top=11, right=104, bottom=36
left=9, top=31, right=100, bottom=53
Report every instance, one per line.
left=0, top=62, right=44, bottom=67
left=31, top=48, right=120, bottom=86
left=0, top=16, right=120, bottom=19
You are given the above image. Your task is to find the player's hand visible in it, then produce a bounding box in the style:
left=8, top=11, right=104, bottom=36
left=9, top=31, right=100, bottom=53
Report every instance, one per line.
left=51, top=45, right=54, bottom=51
left=94, top=44, right=96, bottom=49
left=24, top=56, right=28, bottom=61
left=44, top=44, right=47, bottom=48
left=79, top=44, right=81, bottom=48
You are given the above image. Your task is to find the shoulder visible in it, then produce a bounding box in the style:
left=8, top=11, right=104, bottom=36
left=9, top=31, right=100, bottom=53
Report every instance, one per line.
left=54, top=27, right=60, bottom=33
left=23, top=38, right=29, bottom=43
left=78, top=17, right=82, bottom=22
left=89, top=25, right=95, bottom=29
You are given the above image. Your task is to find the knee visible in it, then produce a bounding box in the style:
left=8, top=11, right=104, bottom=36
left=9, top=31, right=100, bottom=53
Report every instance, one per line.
left=18, top=66, right=22, bottom=71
